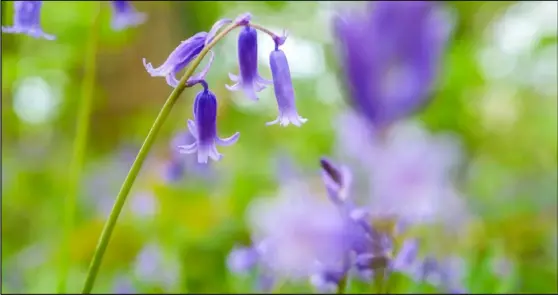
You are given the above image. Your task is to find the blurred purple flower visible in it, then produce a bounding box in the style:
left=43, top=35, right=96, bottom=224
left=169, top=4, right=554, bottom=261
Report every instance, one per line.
left=226, top=26, right=272, bottom=101
left=112, top=276, right=136, bottom=294
left=227, top=246, right=259, bottom=274
left=129, top=191, right=157, bottom=218
left=134, top=243, right=179, bottom=289
left=310, top=266, right=348, bottom=293
left=335, top=111, right=468, bottom=227
left=391, top=239, right=467, bottom=293
left=247, top=191, right=348, bottom=280
left=178, top=82, right=240, bottom=163
left=162, top=131, right=214, bottom=182
left=420, top=256, right=467, bottom=294
left=83, top=147, right=138, bottom=218
left=109, top=1, right=146, bottom=31
left=227, top=242, right=276, bottom=292
left=2, top=1, right=55, bottom=40
left=333, top=1, right=451, bottom=128
left=267, top=41, right=307, bottom=127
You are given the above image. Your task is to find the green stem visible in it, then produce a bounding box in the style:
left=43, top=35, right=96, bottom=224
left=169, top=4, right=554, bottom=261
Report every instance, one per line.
left=81, top=21, right=242, bottom=294
left=57, top=4, right=101, bottom=293
left=337, top=275, right=348, bottom=294
left=248, top=23, right=282, bottom=40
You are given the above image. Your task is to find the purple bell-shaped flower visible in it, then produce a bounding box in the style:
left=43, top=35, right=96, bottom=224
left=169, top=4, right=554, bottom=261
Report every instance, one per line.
left=178, top=81, right=240, bottom=163
left=109, top=1, right=147, bottom=31
left=2, top=1, right=55, bottom=40
left=226, top=26, right=272, bottom=101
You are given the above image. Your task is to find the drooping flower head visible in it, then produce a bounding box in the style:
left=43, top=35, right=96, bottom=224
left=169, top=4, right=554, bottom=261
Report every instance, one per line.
left=143, top=13, right=252, bottom=88
left=226, top=26, right=272, bottom=101
left=2, top=1, right=55, bottom=40
left=109, top=1, right=147, bottom=31
left=178, top=81, right=239, bottom=163
left=267, top=36, right=307, bottom=127
left=334, top=1, right=451, bottom=129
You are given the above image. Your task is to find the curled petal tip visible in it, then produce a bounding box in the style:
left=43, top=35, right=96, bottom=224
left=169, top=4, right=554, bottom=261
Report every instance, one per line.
left=228, top=73, right=239, bottom=82
left=178, top=143, right=197, bottom=154
left=217, top=132, right=240, bottom=146
left=225, top=83, right=241, bottom=92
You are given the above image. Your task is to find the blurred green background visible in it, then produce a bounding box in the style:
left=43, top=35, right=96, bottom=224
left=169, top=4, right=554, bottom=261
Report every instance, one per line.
left=1, top=1, right=556, bottom=293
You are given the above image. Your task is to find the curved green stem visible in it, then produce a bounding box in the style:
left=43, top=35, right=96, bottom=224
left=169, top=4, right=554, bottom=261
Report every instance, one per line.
left=81, top=21, right=242, bottom=294
left=57, top=3, right=101, bottom=293
left=248, top=23, right=282, bottom=40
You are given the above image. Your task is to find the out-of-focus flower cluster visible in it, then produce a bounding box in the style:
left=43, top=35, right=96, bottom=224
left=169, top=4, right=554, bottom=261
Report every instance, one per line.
left=226, top=1, right=470, bottom=293
left=2, top=1, right=147, bottom=39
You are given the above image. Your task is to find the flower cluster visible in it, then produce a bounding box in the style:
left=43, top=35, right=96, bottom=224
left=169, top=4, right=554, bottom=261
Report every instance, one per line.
left=227, top=158, right=466, bottom=293
left=143, top=13, right=306, bottom=164
left=226, top=1, right=468, bottom=293
left=2, top=1, right=146, bottom=40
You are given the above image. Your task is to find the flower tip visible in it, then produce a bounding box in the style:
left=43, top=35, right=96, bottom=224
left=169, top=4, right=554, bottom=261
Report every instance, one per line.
left=142, top=58, right=155, bottom=75
left=319, top=157, right=342, bottom=186
left=235, top=12, right=252, bottom=25
left=274, top=30, right=288, bottom=47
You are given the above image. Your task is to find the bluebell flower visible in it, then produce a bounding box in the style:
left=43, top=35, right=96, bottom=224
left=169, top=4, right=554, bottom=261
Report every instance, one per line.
left=2, top=1, right=55, bottom=40
left=143, top=13, right=252, bottom=88
left=333, top=1, right=451, bottom=128
left=226, top=26, right=272, bottom=101
left=335, top=111, right=468, bottom=227
left=112, top=275, right=136, bottom=294
left=178, top=81, right=239, bottom=163
left=246, top=190, right=348, bottom=280
left=110, top=1, right=147, bottom=31
left=227, top=242, right=276, bottom=292
left=143, top=18, right=233, bottom=88
left=227, top=246, right=259, bottom=274
left=310, top=266, right=348, bottom=293
left=267, top=39, right=307, bottom=127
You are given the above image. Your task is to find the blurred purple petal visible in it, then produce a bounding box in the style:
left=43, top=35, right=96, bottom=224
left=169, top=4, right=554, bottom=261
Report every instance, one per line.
left=333, top=1, right=451, bottom=128
left=110, top=1, right=146, bottom=31
left=247, top=192, right=348, bottom=279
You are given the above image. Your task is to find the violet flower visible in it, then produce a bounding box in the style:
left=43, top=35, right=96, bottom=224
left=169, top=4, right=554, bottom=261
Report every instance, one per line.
left=109, top=1, right=147, bottom=31
left=112, top=276, right=136, bottom=294
left=246, top=191, right=348, bottom=280
left=227, top=246, right=260, bottom=274
left=226, top=26, right=272, bottom=101
left=178, top=81, right=239, bottom=163
left=267, top=39, right=307, bottom=127
left=310, top=266, right=348, bottom=293
left=2, top=1, right=55, bottom=40
left=143, top=18, right=232, bottom=88
left=227, top=242, right=275, bottom=292
left=333, top=1, right=451, bottom=128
